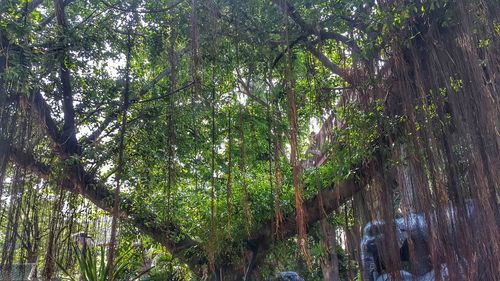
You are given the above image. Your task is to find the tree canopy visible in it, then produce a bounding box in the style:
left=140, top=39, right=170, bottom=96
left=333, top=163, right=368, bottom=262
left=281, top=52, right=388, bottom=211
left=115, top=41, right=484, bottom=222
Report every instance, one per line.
left=0, top=0, right=498, bottom=280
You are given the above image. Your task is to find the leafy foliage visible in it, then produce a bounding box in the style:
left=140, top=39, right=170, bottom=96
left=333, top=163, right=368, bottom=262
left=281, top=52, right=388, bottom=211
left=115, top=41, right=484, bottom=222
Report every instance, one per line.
left=1, top=0, right=498, bottom=279
left=58, top=245, right=137, bottom=281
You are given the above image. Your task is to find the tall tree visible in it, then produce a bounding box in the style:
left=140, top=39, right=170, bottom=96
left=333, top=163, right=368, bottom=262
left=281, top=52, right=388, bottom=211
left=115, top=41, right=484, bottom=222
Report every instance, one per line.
left=0, top=0, right=498, bottom=279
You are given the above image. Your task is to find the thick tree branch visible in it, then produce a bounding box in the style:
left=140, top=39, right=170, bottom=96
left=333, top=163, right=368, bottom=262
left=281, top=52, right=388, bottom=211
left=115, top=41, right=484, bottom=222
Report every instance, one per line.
left=272, top=0, right=359, bottom=85
left=0, top=137, right=204, bottom=273
left=39, top=0, right=76, bottom=29
left=22, top=85, right=356, bottom=277
left=271, top=0, right=361, bottom=54
left=304, top=42, right=354, bottom=85
left=246, top=178, right=362, bottom=276
left=0, top=139, right=51, bottom=177
left=16, top=91, right=206, bottom=270
left=9, top=88, right=206, bottom=273
left=16, top=87, right=361, bottom=280
left=54, top=0, right=79, bottom=155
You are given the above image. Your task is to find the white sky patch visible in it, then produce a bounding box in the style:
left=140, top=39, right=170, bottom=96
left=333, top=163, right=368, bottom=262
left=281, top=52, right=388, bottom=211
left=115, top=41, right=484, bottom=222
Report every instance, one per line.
left=213, top=170, right=224, bottom=178
left=76, top=124, right=93, bottom=139
left=237, top=91, right=247, bottom=105
left=105, top=54, right=126, bottom=79
left=218, top=137, right=228, bottom=154
left=96, top=43, right=127, bottom=79
left=285, top=143, right=291, bottom=156
left=309, top=117, right=320, bottom=133
left=3, top=177, right=12, bottom=185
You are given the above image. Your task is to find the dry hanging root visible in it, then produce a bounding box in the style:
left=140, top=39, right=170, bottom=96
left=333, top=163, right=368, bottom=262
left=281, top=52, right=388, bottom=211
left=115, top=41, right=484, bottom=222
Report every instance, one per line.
left=165, top=26, right=178, bottom=223
left=239, top=108, right=253, bottom=234
left=283, top=32, right=311, bottom=267
left=107, top=22, right=132, bottom=278
left=273, top=132, right=284, bottom=238
left=277, top=0, right=311, bottom=263
left=208, top=0, right=218, bottom=272
left=354, top=1, right=500, bottom=279
left=226, top=108, right=234, bottom=231
left=269, top=84, right=284, bottom=238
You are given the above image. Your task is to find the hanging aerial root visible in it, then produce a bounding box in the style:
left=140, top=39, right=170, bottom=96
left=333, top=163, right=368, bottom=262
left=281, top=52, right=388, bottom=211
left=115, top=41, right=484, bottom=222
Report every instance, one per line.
left=273, top=165, right=284, bottom=238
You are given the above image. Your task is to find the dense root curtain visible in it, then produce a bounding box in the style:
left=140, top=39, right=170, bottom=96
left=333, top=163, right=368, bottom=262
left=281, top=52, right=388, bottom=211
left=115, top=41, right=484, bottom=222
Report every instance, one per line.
left=359, top=1, right=500, bottom=280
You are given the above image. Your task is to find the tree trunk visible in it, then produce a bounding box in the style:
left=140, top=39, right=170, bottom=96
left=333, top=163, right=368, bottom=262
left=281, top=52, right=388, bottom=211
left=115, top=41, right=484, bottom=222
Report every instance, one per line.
left=42, top=191, right=64, bottom=280
left=319, top=219, right=340, bottom=281
left=0, top=167, right=25, bottom=276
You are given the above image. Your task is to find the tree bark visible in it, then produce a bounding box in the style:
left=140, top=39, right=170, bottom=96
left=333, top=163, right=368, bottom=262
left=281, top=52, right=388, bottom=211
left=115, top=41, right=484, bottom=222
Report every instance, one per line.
left=41, top=191, right=64, bottom=280
left=53, top=0, right=79, bottom=156
left=2, top=133, right=365, bottom=278
left=0, top=167, right=24, bottom=276
left=319, top=219, right=340, bottom=281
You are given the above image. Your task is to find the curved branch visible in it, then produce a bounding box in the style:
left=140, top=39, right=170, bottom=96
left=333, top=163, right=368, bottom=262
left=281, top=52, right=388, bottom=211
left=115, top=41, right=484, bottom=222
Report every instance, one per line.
left=271, top=0, right=361, bottom=54
left=304, top=42, right=355, bottom=85
left=0, top=137, right=204, bottom=273
left=247, top=178, right=362, bottom=276
left=100, top=0, right=185, bottom=14
left=271, top=0, right=361, bottom=85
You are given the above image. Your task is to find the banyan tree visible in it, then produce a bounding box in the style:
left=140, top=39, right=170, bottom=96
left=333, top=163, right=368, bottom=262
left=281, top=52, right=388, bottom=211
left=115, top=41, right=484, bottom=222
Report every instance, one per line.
left=0, top=0, right=498, bottom=280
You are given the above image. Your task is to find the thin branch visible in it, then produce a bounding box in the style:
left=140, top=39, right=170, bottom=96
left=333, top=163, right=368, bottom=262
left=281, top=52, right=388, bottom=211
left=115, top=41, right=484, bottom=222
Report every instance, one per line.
left=81, top=82, right=192, bottom=146
left=318, top=31, right=361, bottom=55
left=82, top=46, right=189, bottom=145
left=134, top=66, right=174, bottom=100
left=271, top=0, right=360, bottom=85
left=134, top=82, right=193, bottom=104
left=100, top=0, right=185, bottom=14
left=81, top=112, right=118, bottom=146
left=236, top=77, right=269, bottom=108
left=271, top=0, right=361, bottom=54
left=271, top=33, right=308, bottom=68
left=305, top=42, right=354, bottom=85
